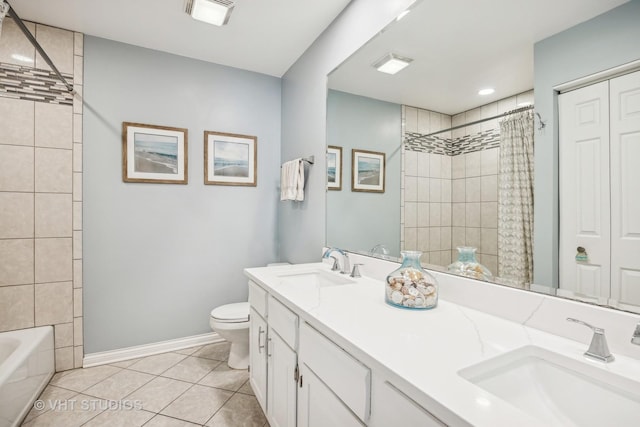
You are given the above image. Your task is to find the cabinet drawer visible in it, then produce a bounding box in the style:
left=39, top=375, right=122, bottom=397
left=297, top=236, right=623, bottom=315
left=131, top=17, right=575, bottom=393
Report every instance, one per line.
left=248, top=281, right=267, bottom=317
left=267, top=296, right=298, bottom=349
left=299, top=322, right=370, bottom=422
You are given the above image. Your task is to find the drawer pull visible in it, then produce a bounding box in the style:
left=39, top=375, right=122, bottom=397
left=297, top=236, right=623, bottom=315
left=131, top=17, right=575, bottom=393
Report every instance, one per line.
left=258, top=326, right=265, bottom=353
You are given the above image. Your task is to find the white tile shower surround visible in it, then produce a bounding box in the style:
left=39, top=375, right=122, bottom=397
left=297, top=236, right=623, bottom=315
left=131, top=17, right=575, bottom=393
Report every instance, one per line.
left=0, top=18, right=84, bottom=372
left=20, top=342, right=269, bottom=427
left=401, top=92, right=532, bottom=271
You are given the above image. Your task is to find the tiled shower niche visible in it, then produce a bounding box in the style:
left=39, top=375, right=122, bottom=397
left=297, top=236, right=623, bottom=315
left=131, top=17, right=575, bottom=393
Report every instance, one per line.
left=401, top=90, right=533, bottom=277
left=0, top=17, right=84, bottom=371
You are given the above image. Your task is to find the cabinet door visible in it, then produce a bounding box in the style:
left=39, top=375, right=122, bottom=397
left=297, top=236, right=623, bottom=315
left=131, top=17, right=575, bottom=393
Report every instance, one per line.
left=297, top=364, right=364, bottom=427
left=267, top=330, right=297, bottom=427
left=249, top=308, right=268, bottom=413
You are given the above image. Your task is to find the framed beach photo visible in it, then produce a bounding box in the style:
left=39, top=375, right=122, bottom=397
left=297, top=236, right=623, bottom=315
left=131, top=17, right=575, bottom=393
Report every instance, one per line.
left=204, top=131, right=257, bottom=186
left=122, top=122, right=188, bottom=184
left=352, top=149, right=385, bottom=193
left=327, top=145, right=342, bottom=190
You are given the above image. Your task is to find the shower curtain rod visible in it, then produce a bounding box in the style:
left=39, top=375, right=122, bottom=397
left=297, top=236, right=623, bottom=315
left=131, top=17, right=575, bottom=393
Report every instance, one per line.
left=6, top=1, right=74, bottom=93
left=407, top=104, right=535, bottom=140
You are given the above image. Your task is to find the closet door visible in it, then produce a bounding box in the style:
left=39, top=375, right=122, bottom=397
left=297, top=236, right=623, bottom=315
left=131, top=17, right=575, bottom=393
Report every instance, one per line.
left=559, top=81, right=611, bottom=301
left=609, top=70, right=640, bottom=310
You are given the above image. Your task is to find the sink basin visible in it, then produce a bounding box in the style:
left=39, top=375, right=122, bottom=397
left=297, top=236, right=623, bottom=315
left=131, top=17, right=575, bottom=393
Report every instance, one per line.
left=277, top=270, right=355, bottom=287
left=459, top=346, right=640, bottom=427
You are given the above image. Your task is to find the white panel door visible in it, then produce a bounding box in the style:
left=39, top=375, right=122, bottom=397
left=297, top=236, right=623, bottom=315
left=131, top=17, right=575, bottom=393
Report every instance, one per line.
left=559, top=81, right=610, bottom=301
left=249, top=308, right=268, bottom=413
left=267, top=330, right=297, bottom=427
left=297, top=364, right=364, bottom=427
left=609, top=70, right=640, bottom=310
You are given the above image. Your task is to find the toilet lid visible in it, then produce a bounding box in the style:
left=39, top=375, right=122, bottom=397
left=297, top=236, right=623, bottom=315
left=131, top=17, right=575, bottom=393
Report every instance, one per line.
left=210, top=302, right=249, bottom=323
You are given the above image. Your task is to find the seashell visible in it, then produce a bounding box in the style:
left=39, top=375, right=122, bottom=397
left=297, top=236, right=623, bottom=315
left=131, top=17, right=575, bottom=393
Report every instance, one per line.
left=392, top=282, right=402, bottom=291
left=403, top=298, right=416, bottom=307
left=401, top=286, right=410, bottom=295
left=424, top=285, right=436, bottom=296
left=425, top=296, right=436, bottom=306
left=408, top=287, right=419, bottom=297
left=415, top=296, right=425, bottom=306
left=391, top=291, right=403, bottom=304
left=407, top=270, right=423, bottom=282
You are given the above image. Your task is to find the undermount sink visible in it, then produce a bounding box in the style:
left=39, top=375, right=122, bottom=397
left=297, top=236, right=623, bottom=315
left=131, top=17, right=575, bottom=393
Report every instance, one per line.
left=277, top=269, right=355, bottom=287
left=459, top=346, right=640, bottom=427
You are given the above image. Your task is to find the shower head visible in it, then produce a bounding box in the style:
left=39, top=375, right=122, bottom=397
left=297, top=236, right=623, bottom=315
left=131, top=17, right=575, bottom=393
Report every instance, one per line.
left=0, top=1, right=11, bottom=38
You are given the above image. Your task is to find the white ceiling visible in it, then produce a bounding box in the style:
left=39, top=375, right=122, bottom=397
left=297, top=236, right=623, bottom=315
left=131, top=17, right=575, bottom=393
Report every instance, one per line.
left=328, top=0, right=629, bottom=115
left=8, top=0, right=351, bottom=77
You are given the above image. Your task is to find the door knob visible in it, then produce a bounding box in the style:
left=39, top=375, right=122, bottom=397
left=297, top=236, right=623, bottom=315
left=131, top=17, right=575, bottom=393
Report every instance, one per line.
left=575, top=246, right=588, bottom=262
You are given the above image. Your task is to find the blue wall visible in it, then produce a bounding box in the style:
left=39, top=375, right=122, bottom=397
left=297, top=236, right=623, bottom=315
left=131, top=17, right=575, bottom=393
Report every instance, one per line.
left=533, top=0, right=640, bottom=286
left=326, top=90, right=401, bottom=256
left=83, top=37, right=282, bottom=353
left=279, top=0, right=415, bottom=263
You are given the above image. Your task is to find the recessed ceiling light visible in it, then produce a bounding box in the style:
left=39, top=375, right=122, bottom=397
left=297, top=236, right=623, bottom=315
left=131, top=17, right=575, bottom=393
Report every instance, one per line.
left=185, top=0, right=234, bottom=26
left=396, top=10, right=411, bottom=21
left=373, top=54, right=413, bottom=75
left=478, top=88, right=495, bottom=96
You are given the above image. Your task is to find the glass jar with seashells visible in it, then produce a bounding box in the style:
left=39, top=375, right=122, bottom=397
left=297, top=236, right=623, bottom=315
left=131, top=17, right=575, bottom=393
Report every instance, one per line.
left=385, top=251, right=438, bottom=310
left=447, top=246, right=493, bottom=281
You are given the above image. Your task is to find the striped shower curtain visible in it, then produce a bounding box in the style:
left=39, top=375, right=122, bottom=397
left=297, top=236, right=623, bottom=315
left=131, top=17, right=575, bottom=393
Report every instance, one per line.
left=497, top=110, right=534, bottom=288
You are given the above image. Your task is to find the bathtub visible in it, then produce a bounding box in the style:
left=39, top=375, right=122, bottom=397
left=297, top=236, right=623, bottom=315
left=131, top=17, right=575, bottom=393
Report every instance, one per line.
left=0, top=327, right=54, bottom=427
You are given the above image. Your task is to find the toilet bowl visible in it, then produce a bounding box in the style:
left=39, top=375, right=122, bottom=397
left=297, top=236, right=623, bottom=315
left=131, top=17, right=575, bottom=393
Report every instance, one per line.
left=209, top=302, right=250, bottom=370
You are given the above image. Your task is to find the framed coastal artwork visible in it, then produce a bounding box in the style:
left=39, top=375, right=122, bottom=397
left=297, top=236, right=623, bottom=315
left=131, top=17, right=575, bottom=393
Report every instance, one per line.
left=352, top=149, right=385, bottom=193
left=122, top=122, right=188, bottom=184
left=327, top=145, right=342, bottom=190
left=204, top=131, right=257, bottom=186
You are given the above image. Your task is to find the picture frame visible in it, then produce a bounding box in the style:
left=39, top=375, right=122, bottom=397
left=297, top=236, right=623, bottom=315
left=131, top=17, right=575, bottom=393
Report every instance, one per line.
left=204, top=131, right=257, bottom=186
left=122, top=122, right=188, bottom=184
left=327, top=145, right=343, bottom=190
left=352, top=149, right=385, bottom=193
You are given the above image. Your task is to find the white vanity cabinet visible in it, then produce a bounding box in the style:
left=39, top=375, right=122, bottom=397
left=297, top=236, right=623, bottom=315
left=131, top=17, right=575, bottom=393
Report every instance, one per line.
left=248, top=280, right=299, bottom=427
left=248, top=277, right=453, bottom=427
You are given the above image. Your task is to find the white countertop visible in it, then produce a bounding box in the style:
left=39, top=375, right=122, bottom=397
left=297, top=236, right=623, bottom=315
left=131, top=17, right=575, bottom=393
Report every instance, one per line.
left=244, top=262, right=640, bottom=427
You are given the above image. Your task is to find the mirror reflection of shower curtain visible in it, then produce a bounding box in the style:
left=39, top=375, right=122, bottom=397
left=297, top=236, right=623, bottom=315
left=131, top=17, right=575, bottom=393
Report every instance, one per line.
left=497, top=111, right=534, bottom=287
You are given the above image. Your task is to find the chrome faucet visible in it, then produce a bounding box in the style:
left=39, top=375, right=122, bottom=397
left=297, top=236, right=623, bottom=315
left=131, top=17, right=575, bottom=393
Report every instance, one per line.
left=632, top=323, right=640, bottom=345
left=322, top=247, right=350, bottom=275
left=567, top=318, right=615, bottom=363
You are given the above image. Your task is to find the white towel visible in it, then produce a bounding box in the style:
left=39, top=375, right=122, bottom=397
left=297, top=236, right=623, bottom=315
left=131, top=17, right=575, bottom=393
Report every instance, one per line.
left=280, top=159, right=305, bottom=201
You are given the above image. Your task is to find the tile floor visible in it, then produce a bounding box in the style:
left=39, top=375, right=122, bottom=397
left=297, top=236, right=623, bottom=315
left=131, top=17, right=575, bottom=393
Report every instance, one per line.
left=21, top=342, right=269, bottom=427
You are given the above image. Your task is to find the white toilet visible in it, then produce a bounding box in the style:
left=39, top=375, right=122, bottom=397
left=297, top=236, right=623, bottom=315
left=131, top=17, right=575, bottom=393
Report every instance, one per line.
left=209, top=302, right=250, bottom=370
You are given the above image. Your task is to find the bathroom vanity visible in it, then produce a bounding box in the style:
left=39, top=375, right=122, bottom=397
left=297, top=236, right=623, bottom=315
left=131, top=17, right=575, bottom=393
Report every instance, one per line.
left=245, top=260, right=640, bottom=427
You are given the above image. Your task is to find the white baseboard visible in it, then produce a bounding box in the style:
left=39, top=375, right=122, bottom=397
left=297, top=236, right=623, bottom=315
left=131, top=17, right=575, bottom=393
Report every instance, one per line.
left=83, top=332, right=223, bottom=368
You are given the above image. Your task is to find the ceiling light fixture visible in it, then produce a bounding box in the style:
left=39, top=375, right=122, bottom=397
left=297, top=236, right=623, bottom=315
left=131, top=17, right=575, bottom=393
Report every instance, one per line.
left=478, top=88, right=495, bottom=96
left=373, top=53, right=413, bottom=75
left=185, top=0, right=234, bottom=27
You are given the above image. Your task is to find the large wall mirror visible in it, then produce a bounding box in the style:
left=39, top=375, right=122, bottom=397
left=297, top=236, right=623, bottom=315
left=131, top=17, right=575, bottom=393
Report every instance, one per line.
left=326, top=0, right=640, bottom=313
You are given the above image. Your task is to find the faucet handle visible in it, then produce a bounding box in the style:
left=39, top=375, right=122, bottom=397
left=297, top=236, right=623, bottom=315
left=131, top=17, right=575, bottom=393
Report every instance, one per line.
left=567, top=318, right=615, bottom=363
left=329, top=255, right=340, bottom=272
left=350, top=263, right=363, bottom=278
left=632, top=322, right=640, bottom=345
